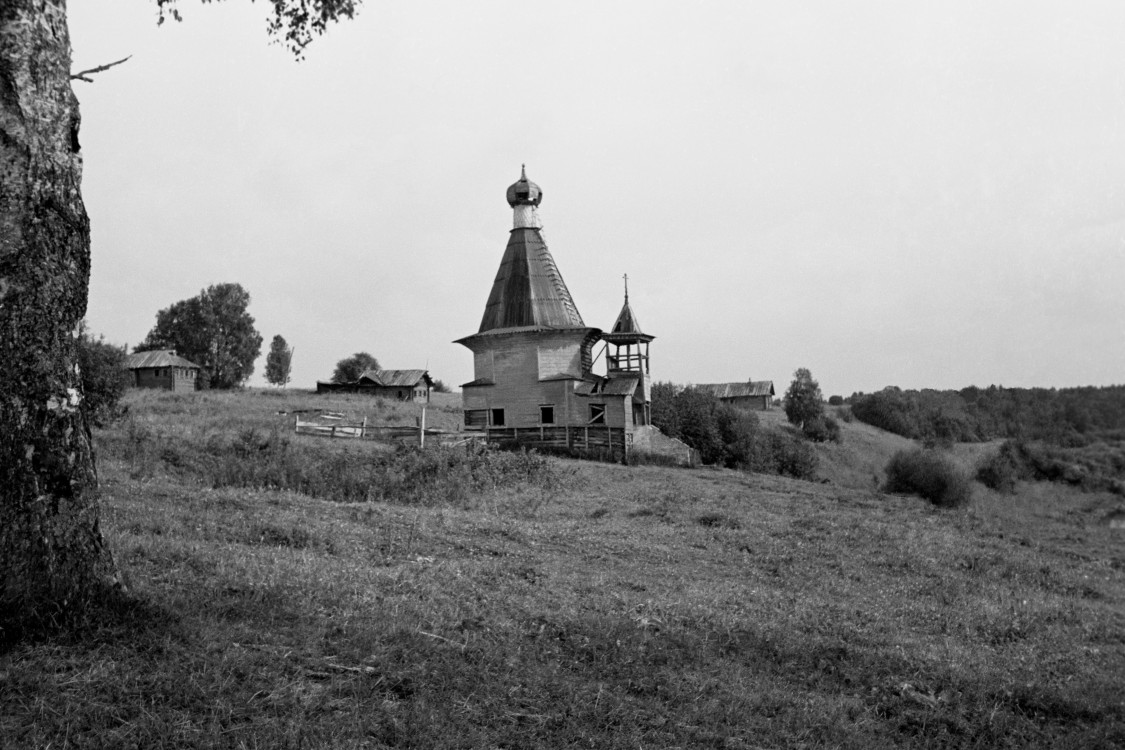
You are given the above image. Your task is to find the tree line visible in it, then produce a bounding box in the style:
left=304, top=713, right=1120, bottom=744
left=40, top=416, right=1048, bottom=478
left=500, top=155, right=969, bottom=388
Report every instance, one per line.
left=848, top=384, right=1125, bottom=446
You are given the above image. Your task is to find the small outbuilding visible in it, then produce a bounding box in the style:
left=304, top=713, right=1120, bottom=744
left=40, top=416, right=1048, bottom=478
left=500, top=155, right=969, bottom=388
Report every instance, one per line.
left=694, top=380, right=776, bottom=411
left=123, top=349, right=201, bottom=392
left=316, top=369, right=433, bottom=402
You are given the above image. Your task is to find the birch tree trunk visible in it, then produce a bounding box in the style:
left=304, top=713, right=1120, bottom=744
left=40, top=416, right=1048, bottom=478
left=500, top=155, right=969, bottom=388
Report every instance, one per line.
left=0, top=0, right=118, bottom=635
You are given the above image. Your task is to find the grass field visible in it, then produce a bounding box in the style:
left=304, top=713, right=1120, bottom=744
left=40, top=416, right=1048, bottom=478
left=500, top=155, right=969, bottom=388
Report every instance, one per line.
left=2, top=389, right=1122, bottom=748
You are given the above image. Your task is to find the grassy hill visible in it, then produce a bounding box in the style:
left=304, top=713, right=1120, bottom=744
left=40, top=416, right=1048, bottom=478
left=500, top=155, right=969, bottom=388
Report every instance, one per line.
left=2, top=389, right=1122, bottom=748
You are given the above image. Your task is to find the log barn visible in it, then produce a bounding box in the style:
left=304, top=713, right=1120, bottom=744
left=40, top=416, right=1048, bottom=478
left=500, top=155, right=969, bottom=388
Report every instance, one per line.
left=122, top=349, right=201, bottom=392
left=694, top=380, right=776, bottom=411
left=316, top=369, right=433, bottom=402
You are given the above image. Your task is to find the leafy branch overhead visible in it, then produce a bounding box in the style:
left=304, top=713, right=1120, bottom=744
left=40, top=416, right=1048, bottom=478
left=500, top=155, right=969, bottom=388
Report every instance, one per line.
left=155, top=0, right=362, bottom=58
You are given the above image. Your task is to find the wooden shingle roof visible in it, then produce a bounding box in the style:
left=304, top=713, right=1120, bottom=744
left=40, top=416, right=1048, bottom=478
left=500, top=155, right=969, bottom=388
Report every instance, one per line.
left=122, top=350, right=201, bottom=370
left=694, top=381, right=775, bottom=399
left=356, top=369, right=432, bottom=387
left=476, top=227, right=585, bottom=333
left=602, top=295, right=655, bottom=344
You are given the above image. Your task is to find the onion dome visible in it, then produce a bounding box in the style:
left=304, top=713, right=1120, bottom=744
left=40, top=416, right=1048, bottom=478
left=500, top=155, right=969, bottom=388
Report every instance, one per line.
left=506, top=164, right=543, bottom=207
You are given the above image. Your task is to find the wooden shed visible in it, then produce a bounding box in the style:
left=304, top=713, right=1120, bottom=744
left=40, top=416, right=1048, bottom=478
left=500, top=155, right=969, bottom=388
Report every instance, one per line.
left=694, top=380, right=776, bottom=411
left=316, top=369, right=433, bottom=402
left=122, top=349, right=201, bottom=392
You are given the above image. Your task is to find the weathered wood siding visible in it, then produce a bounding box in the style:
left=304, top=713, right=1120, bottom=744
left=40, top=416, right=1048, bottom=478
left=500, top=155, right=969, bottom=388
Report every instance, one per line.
left=537, top=342, right=582, bottom=379
left=463, top=330, right=596, bottom=429
left=316, top=383, right=430, bottom=402
left=724, top=395, right=771, bottom=411
left=133, top=367, right=197, bottom=392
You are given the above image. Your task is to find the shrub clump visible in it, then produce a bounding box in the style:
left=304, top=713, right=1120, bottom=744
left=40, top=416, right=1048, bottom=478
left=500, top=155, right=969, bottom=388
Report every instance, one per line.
left=802, top=415, right=842, bottom=443
left=650, top=383, right=819, bottom=479
left=975, top=438, right=1125, bottom=493
left=884, top=449, right=973, bottom=508
left=77, top=327, right=130, bottom=426
left=975, top=442, right=1024, bottom=493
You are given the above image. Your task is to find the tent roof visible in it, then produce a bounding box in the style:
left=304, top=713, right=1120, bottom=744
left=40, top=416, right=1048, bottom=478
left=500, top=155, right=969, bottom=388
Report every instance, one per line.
left=476, top=227, right=585, bottom=333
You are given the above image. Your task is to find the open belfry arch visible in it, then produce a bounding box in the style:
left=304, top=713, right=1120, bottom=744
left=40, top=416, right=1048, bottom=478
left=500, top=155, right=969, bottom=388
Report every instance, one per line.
left=455, top=167, right=673, bottom=459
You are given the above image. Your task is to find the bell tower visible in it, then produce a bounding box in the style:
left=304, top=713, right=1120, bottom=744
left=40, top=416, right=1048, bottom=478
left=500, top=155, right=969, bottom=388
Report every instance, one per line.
left=602, top=274, right=655, bottom=425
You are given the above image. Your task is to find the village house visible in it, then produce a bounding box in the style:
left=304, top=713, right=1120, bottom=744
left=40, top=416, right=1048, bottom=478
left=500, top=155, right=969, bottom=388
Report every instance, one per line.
left=694, top=380, right=776, bottom=411
left=316, top=369, right=433, bottom=403
left=455, top=167, right=693, bottom=463
left=122, top=349, right=201, bottom=392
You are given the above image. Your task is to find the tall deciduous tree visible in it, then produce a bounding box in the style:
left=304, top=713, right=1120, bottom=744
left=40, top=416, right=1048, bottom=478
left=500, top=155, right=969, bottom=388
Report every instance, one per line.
left=0, top=0, right=119, bottom=637
left=784, top=367, right=825, bottom=430
left=332, top=352, right=380, bottom=383
left=265, top=335, right=293, bottom=387
left=139, top=283, right=264, bottom=390
left=1, top=0, right=360, bottom=636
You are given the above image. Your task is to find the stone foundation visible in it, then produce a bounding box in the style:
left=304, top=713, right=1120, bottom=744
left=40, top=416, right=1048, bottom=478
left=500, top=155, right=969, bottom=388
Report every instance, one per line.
left=630, top=426, right=699, bottom=467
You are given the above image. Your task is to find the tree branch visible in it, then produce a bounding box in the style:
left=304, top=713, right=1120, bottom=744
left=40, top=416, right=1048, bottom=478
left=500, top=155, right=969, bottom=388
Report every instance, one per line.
left=70, top=55, right=132, bottom=83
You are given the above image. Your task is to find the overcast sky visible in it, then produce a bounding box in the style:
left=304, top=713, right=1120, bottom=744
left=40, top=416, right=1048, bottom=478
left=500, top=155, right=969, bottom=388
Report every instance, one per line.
left=69, top=1, right=1124, bottom=395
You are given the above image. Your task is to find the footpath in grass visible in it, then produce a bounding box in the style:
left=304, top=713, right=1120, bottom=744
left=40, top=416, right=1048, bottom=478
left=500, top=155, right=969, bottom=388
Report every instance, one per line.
left=1, top=390, right=1123, bottom=748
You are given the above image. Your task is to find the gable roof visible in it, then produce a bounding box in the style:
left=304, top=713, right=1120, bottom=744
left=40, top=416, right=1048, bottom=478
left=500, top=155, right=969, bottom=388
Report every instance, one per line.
left=122, top=350, right=201, bottom=370
left=694, top=381, right=775, bottom=399
left=477, top=226, right=585, bottom=333
left=356, top=369, right=432, bottom=388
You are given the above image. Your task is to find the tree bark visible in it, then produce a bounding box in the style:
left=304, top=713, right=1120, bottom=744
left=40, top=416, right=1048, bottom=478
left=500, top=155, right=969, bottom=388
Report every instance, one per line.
left=1, top=0, right=118, bottom=636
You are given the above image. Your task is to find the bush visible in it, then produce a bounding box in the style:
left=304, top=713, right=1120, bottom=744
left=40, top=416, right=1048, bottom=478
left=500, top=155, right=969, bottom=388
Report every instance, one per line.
left=76, top=328, right=130, bottom=426
left=976, top=442, right=1024, bottom=493
left=650, top=382, right=818, bottom=480
left=802, top=415, right=842, bottom=443
left=884, top=449, right=972, bottom=508
left=828, top=395, right=844, bottom=406
left=742, top=431, right=818, bottom=480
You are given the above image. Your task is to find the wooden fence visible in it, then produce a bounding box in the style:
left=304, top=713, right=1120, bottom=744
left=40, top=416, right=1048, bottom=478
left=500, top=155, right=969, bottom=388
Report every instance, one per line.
left=293, top=411, right=624, bottom=454
left=294, top=412, right=484, bottom=448
left=479, top=425, right=630, bottom=457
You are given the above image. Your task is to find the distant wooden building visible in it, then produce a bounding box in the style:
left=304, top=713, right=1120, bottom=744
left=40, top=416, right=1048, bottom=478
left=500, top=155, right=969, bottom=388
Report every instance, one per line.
left=694, top=380, right=776, bottom=411
left=122, top=349, right=201, bottom=392
left=316, top=369, right=433, bottom=402
left=455, top=167, right=692, bottom=464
